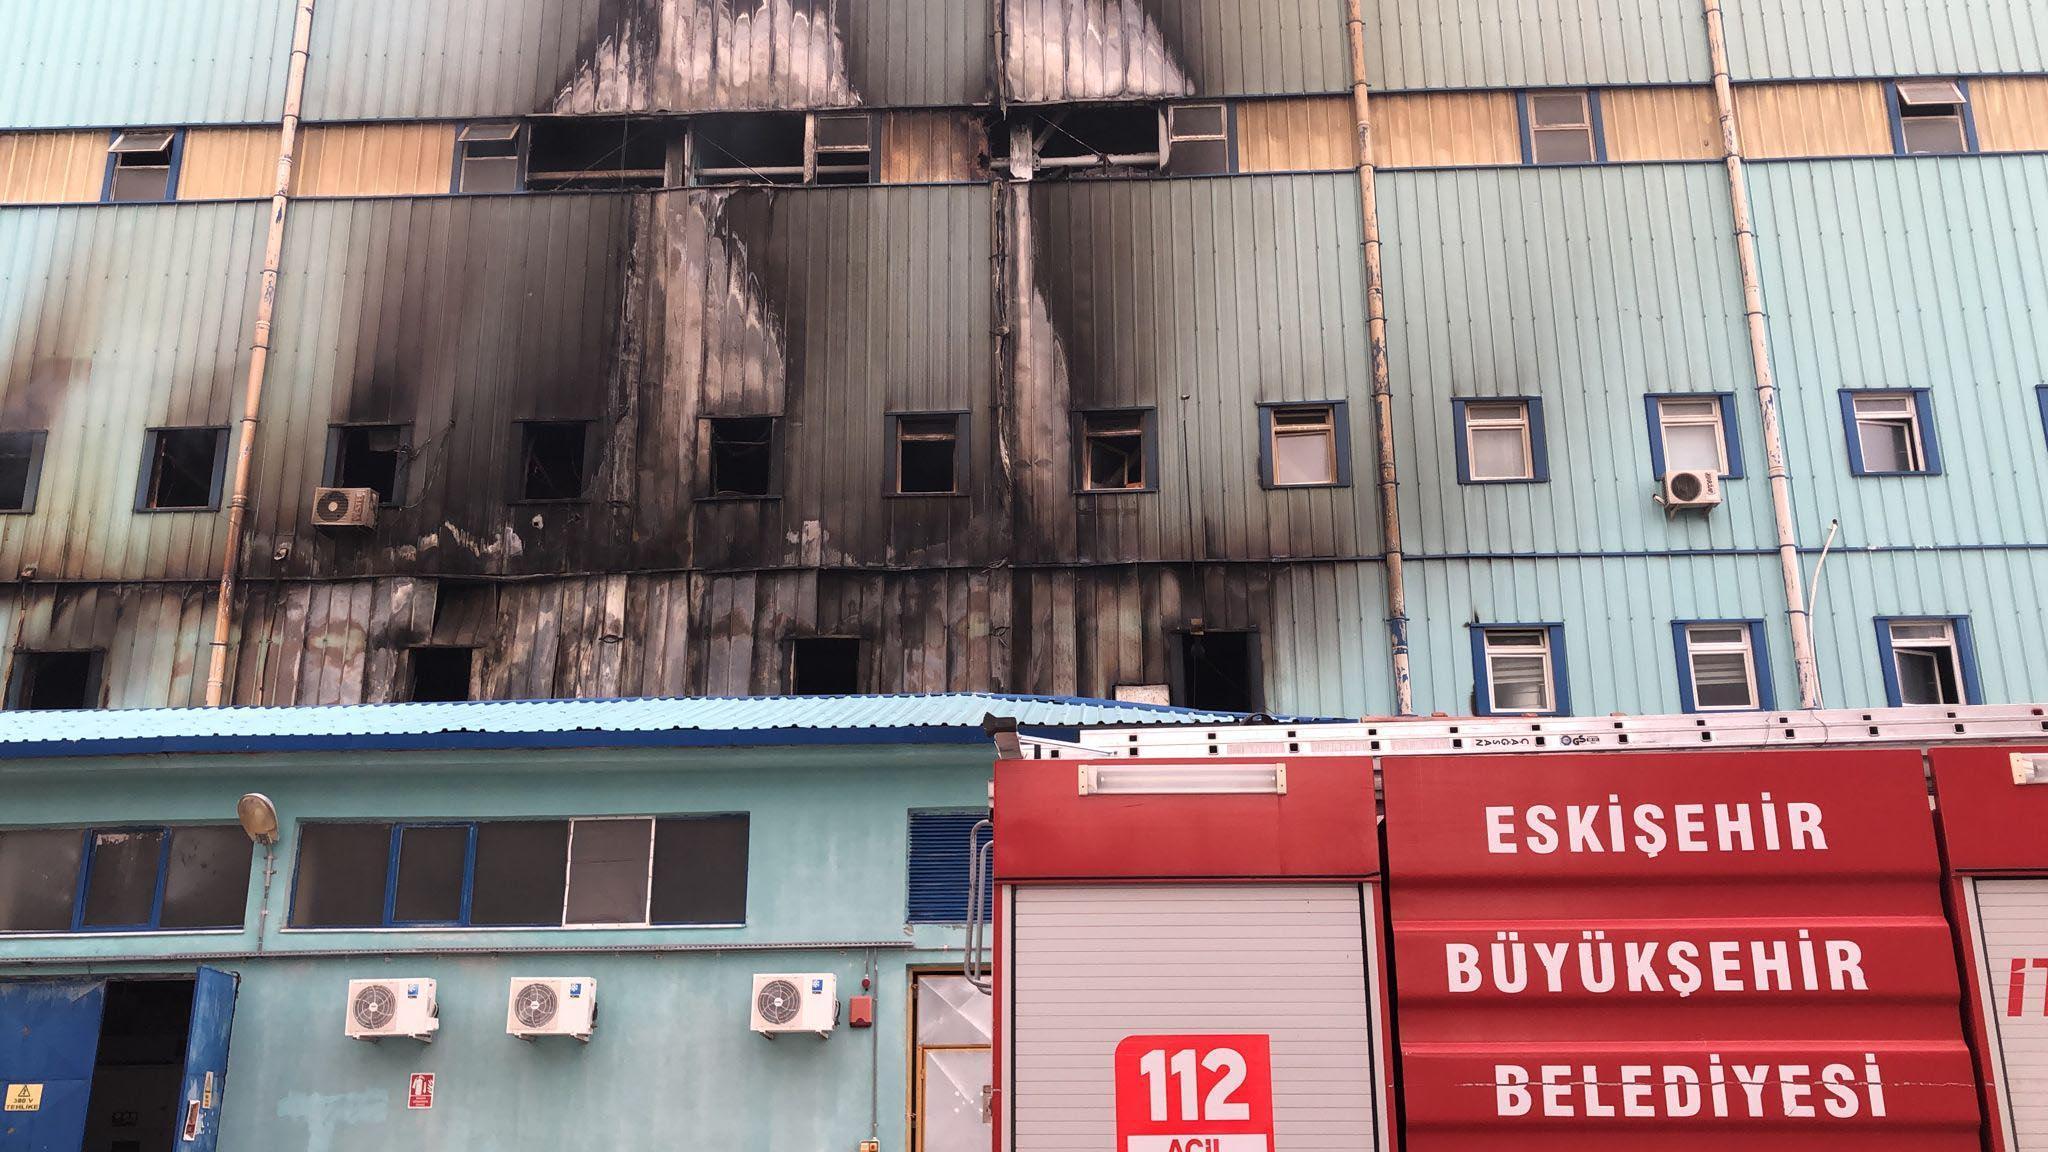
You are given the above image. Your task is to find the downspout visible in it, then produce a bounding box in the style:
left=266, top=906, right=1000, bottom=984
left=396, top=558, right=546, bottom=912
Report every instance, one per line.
left=206, top=0, right=317, bottom=705
left=1343, top=0, right=1413, bottom=715
left=1701, top=0, right=1821, bottom=708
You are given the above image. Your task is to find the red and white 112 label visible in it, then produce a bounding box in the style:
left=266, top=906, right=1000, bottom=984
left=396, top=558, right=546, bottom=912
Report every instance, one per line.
left=1114, top=1034, right=1277, bottom=1152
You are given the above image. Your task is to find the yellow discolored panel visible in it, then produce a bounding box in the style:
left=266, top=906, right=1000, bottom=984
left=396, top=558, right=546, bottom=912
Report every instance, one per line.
left=879, top=111, right=985, bottom=184
left=177, top=127, right=279, bottom=200
left=1734, top=82, right=1891, bottom=159
left=1237, top=96, right=1353, bottom=173
left=1601, top=87, right=1722, bottom=162
left=1971, top=77, right=2048, bottom=152
left=0, top=131, right=106, bottom=204
left=1372, top=92, right=1521, bottom=169
left=296, top=122, right=456, bottom=197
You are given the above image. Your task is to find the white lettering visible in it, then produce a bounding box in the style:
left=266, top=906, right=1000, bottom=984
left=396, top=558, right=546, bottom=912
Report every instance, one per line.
left=1447, top=944, right=1482, bottom=993
left=1481, top=793, right=1832, bottom=858
left=1439, top=931, right=1870, bottom=997
left=1492, top=1056, right=1888, bottom=1120
left=1486, top=807, right=1517, bottom=854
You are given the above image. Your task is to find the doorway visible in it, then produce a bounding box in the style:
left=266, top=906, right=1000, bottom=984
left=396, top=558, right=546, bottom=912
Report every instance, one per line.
left=83, top=980, right=192, bottom=1152
left=910, top=973, right=993, bottom=1152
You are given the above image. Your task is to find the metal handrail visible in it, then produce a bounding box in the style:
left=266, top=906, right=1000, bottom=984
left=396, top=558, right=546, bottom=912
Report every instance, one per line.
left=963, top=819, right=994, bottom=992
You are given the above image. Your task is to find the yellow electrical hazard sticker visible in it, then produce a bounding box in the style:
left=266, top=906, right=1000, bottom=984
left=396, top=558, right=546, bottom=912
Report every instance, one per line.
left=3, top=1083, right=42, bottom=1111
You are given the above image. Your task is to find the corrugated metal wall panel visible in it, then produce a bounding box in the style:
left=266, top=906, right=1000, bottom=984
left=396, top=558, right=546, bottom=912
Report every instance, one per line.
left=1973, top=78, right=2048, bottom=153
left=1372, top=92, right=1519, bottom=169
left=302, top=0, right=606, bottom=121
left=296, top=123, right=456, bottom=197
left=0, top=0, right=291, bottom=129
left=1721, top=0, right=2048, bottom=82
left=1601, top=86, right=1721, bottom=162
left=0, top=132, right=105, bottom=205
left=905, top=810, right=990, bottom=924
left=177, top=127, right=277, bottom=201
left=1236, top=97, right=1352, bottom=173
left=1017, top=175, right=1377, bottom=565
left=1364, top=0, right=1709, bottom=92
left=1971, top=879, right=2048, bottom=1151
left=0, top=586, right=217, bottom=709
left=1006, top=0, right=1347, bottom=103
left=1378, top=166, right=1767, bottom=558
left=1749, top=157, right=2048, bottom=549
left=1010, top=885, right=1376, bottom=1151
left=0, top=203, right=264, bottom=584
left=879, top=112, right=984, bottom=184
left=1735, top=82, right=1890, bottom=159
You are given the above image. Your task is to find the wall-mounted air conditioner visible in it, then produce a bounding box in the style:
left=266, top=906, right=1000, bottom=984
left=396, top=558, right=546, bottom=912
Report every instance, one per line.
left=1657, top=469, right=1722, bottom=515
left=506, top=977, right=598, bottom=1042
left=345, top=978, right=439, bottom=1042
left=750, top=973, right=838, bottom=1037
left=312, top=486, right=378, bottom=529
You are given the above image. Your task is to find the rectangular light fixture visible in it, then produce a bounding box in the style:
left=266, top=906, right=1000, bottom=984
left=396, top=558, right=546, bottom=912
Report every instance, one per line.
left=1078, top=762, right=1287, bottom=796
left=2012, top=753, right=2048, bottom=786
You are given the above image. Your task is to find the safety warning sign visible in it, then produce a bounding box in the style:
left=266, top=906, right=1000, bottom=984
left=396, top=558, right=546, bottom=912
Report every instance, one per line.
left=3, top=1083, right=42, bottom=1112
left=408, top=1073, right=435, bottom=1110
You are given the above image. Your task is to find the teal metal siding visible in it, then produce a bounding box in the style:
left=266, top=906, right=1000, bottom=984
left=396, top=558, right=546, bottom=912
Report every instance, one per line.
left=1363, top=0, right=1709, bottom=91
left=1721, top=0, right=2048, bottom=81
left=1806, top=550, right=2048, bottom=708
left=1007, top=0, right=1349, bottom=102
left=0, top=0, right=291, bottom=129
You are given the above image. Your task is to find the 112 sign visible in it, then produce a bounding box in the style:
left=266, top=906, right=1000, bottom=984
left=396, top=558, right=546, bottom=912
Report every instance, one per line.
left=1115, top=1034, right=1276, bottom=1152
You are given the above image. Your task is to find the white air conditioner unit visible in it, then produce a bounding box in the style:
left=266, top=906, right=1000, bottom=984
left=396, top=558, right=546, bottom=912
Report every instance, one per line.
left=506, top=977, right=597, bottom=1042
left=312, top=486, right=378, bottom=529
left=751, top=973, right=838, bottom=1038
left=1658, top=469, right=1722, bottom=515
left=345, top=978, right=439, bottom=1042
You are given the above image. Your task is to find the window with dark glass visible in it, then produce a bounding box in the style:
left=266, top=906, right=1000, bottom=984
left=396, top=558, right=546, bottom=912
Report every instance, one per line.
left=1173, top=631, right=1259, bottom=712
left=0, top=430, right=48, bottom=513
left=790, top=636, right=862, bottom=695
left=1164, top=104, right=1231, bottom=175
left=893, top=414, right=965, bottom=495
left=0, top=825, right=248, bottom=933
left=517, top=420, right=591, bottom=501
left=326, top=424, right=409, bottom=506
left=1525, top=91, right=1599, bottom=164
left=708, top=417, right=776, bottom=498
left=649, top=815, right=750, bottom=925
left=139, top=427, right=227, bottom=511
left=390, top=825, right=471, bottom=924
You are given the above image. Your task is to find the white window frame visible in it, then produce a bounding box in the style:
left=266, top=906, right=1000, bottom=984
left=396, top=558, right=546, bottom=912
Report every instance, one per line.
left=1852, top=393, right=1926, bottom=473
left=1888, top=620, right=1966, bottom=706
left=1656, top=397, right=1730, bottom=476
left=1683, top=624, right=1759, bottom=711
left=1483, top=628, right=1556, bottom=715
left=1267, top=404, right=1338, bottom=487
left=1526, top=90, right=1597, bottom=164
left=456, top=121, right=524, bottom=193
left=1464, top=401, right=1535, bottom=481
left=1894, top=79, right=1970, bottom=155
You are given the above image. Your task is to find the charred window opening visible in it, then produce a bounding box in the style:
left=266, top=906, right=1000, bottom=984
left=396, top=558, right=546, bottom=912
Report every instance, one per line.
left=1164, top=104, right=1233, bottom=175
left=139, top=427, right=226, bottom=511
left=707, top=417, right=777, bottom=498
left=1175, top=630, right=1260, bottom=713
left=894, top=413, right=965, bottom=496
left=813, top=113, right=874, bottom=185
left=457, top=121, right=524, bottom=193
left=1032, top=106, right=1163, bottom=175
left=0, top=430, right=47, bottom=513
left=517, top=420, right=591, bottom=502
left=408, top=647, right=474, bottom=703
left=527, top=117, right=670, bottom=191
left=6, top=650, right=104, bottom=711
left=789, top=637, right=862, bottom=696
left=325, top=424, right=408, bottom=506
left=1077, top=409, right=1154, bottom=492
left=105, top=129, right=179, bottom=202
left=693, top=113, right=807, bottom=185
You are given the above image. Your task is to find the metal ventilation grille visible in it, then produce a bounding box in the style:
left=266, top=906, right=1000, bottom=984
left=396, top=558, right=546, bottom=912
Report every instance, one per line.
left=314, top=490, right=355, bottom=522
left=352, top=984, right=396, bottom=1030
left=513, top=983, right=558, bottom=1029
left=757, top=979, right=802, bottom=1025
left=1669, top=472, right=1705, bottom=501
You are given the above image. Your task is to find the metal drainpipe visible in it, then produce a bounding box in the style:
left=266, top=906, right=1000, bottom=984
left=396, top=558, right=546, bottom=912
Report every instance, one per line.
left=1343, top=0, right=1413, bottom=715
left=1701, top=0, right=1821, bottom=708
left=206, top=0, right=317, bottom=705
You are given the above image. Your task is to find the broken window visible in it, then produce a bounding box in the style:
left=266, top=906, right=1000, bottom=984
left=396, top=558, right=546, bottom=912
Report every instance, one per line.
left=390, top=824, right=471, bottom=924
left=1175, top=630, right=1260, bottom=713
left=1893, top=80, right=1971, bottom=155
left=1032, top=105, right=1163, bottom=174
left=407, top=647, right=474, bottom=703
left=1524, top=91, right=1600, bottom=164
left=0, top=825, right=246, bottom=933
left=526, top=117, right=669, bottom=191
left=80, top=828, right=166, bottom=928
left=157, top=825, right=253, bottom=930
left=1262, top=403, right=1344, bottom=487
left=7, top=650, right=103, bottom=711
left=457, top=121, right=524, bottom=193
left=812, top=113, right=874, bottom=185
left=894, top=413, right=965, bottom=495
left=565, top=817, right=654, bottom=925
left=326, top=424, right=409, bottom=506
left=693, top=113, right=808, bottom=185
left=1077, top=409, right=1153, bottom=492
left=707, top=416, right=777, bottom=498
left=517, top=420, right=591, bottom=502
left=790, top=637, right=862, bottom=696
left=1164, top=104, right=1232, bottom=176
left=290, top=822, right=395, bottom=928
left=105, top=129, right=179, bottom=202
left=0, top=430, right=47, bottom=513
left=469, top=821, right=570, bottom=927
left=649, top=815, right=749, bottom=925
left=139, top=427, right=227, bottom=511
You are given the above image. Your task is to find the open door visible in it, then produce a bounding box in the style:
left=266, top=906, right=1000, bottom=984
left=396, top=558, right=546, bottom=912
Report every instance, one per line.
left=173, top=967, right=238, bottom=1150
left=0, top=981, right=107, bottom=1152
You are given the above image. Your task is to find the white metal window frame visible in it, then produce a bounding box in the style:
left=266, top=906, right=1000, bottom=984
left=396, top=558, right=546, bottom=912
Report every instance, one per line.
left=1483, top=628, right=1556, bottom=715
left=1464, top=400, right=1535, bottom=481
left=1526, top=90, right=1596, bottom=163
left=1657, top=397, right=1730, bottom=475
left=1888, top=619, right=1966, bottom=706
left=1684, top=623, right=1759, bottom=711
left=1852, top=393, right=1927, bottom=472
left=1268, top=404, right=1338, bottom=487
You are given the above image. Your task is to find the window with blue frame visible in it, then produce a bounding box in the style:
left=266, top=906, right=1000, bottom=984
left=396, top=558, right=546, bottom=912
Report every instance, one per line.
left=1839, top=390, right=1942, bottom=476
left=1875, top=617, right=1981, bottom=706
left=1470, top=624, right=1569, bottom=716
left=0, top=825, right=250, bottom=933
left=1887, top=79, right=1976, bottom=156
left=288, top=814, right=748, bottom=929
left=1520, top=90, right=1605, bottom=164
left=1257, top=402, right=1351, bottom=488
left=104, top=129, right=184, bottom=202
left=1645, top=394, right=1743, bottom=479
left=1453, top=398, right=1548, bottom=484
left=1672, top=621, right=1773, bottom=712
left=907, top=810, right=992, bottom=925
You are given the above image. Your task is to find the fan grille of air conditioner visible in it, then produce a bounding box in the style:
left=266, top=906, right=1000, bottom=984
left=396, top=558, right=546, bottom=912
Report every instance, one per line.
left=353, top=984, right=397, bottom=1030
left=1670, top=472, right=1705, bottom=500
left=757, top=978, right=802, bottom=1025
left=315, top=490, right=355, bottom=521
left=514, top=982, right=559, bottom=1028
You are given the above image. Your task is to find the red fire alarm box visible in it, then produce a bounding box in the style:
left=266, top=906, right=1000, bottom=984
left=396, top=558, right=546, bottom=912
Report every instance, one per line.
left=848, top=995, right=874, bottom=1028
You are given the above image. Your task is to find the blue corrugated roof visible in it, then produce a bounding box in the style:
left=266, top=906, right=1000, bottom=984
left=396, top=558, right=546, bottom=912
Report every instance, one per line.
left=0, top=693, right=1296, bottom=759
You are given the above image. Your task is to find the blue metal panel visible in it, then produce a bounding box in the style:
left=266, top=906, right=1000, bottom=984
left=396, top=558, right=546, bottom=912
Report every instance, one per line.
left=905, top=810, right=990, bottom=925
left=0, top=980, right=104, bottom=1151
left=176, top=967, right=238, bottom=1152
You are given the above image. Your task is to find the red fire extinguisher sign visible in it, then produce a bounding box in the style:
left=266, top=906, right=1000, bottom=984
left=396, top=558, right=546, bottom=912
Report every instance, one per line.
left=1114, top=1034, right=1276, bottom=1152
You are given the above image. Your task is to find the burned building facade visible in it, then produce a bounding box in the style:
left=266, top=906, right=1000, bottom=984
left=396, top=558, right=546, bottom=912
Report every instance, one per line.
left=2, top=0, right=2047, bottom=717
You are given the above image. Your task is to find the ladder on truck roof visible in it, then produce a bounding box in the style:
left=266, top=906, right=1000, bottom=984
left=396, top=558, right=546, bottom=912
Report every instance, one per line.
left=1014, top=702, right=2048, bottom=760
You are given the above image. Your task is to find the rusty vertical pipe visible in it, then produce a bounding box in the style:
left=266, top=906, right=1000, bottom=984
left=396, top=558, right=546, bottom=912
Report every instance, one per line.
left=206, top=0, right=316, bottom=706
left=1343, top=0, right=1413, bottom=715
left=1701, top=0, right=1821, bottom=708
